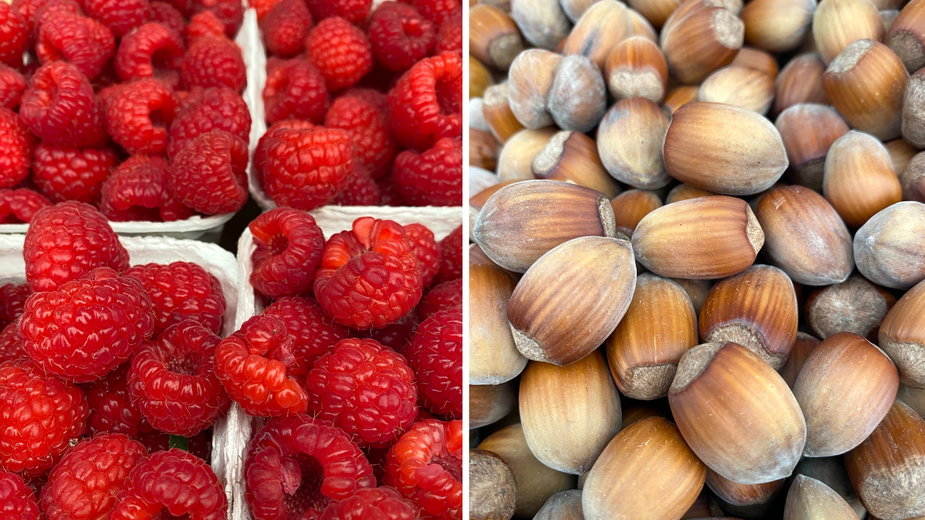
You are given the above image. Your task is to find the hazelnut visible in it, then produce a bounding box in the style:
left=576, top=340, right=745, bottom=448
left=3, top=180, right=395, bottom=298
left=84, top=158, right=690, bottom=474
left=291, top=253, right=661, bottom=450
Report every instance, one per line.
left=706, top=470, right=785, bottom=515
left=628, top=0, right=683, bottom=28
left=507, top=49, right=562, bottom=129
left=547, top=55, right=608, bottom=132
left=471, top=56, right=494, bottom=98
left=823, top=130, right=902, bottom=228
left=885, top=0, right=925, bottom=72
left=470, top=4, right=525, bottom=70
left=610, top=189, right=663, bottom=236
left=730, top=46, right=780, bottom=77
left=469, top=450, right=517, bottom=520
left=604, top=36, right=669, bottom=102
left=660, top=4, right=744, bottom=84
left=783, top=474, right=861, bottom=520
left=773, top=53, right=828, bottom=115
left=532, top=131, right=621, bottom=197
left=497, top=128, right=557, bottom=181
left=794, top=457, right=868, bottom=518
left=779, top=332, right=821, bottom=389
left=663, top=85, right=700, bottom=113
left=470, top=382, right=517, bottom=429
left=903, top=152, right=925, bottom=202
left=774, top=104, right=849, bottom=191
left=561, top=0, right=632, bottom=66
left=597, top=98, right=670, bottom=190
left=698, top=65, right=775, bottom=114
left=741, top=0, right=815, bottom=53
left=812, top=0, right=883, bottom=63
left=469, top=263, right=526, bottom=384
left=805, top=275, right=895, bottom=339
left=902, top=68, right=925, bottom=148
left=534, top=489, right=584, bottom=520
left=879, top=277, right=925, bottom=387
left=510, top=0, right=571, bottom=49
left=853, top=201, right=925, bottom=290
left=483, top=82, right=525, bottom=143
left=665, top=183, right=714, bottom=203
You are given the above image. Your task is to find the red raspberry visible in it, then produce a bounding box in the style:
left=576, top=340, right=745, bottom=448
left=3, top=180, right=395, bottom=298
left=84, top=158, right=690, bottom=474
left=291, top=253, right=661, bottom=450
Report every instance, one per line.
left=320, top=487, right=419, bottom=520
left=260, top=0, right=311, bottom=57
left=31, top=144, right=118, bottom=204
left=324, top=91, right=395, bottom=179
left=388, top=52, right=461, bottom=150
left=263, top=58, right=328, bottom=124
left=185, top=10, right=226, bottom=40
left=263, top=296, right=349, bottom=378
left=249, top=208, right=325, bottom=299
left=250, top=0, right=282, bottom=21
left=358, top=313, right=416, bottom=351
left=252, top=119, right=314, bottom=184
left=0, top=470, right=40, bottom=519
left=169, top=130, right=248, bottom=215
left=394, top=137, right=462, bottom=206
left=305, top=0, right=370, bottom=24
left=314, top=217, right=423, bottom=329
left=263, top=127, right=353, bottom=210
left=83, top=0, right=148, bottom=37
left=105, top=78, right=178, bottom=156
left=0, top=189, right=49, bottom=224
left=331, top=170, right=382, bottom=206
left=84, top=366, right=146, bottom=436
left=404, top=306, right=460, bottom=418
left=404, top=223, right=440, bottom=287
left=40, top=434, right=147, bottom=520
left=418, top=278, right=460, bottom=320
left=0, top=4, right=28, bottom=67
left=0, top=64, right=26, bottom=109
left=23, top=202, right=130, bottom=292
left=168, top=86, right=251, bottom=156
left=20, top=61, right=106, bottom=148
left=115, top=22, right=184, bottom=85
left=161, top=0, right=193, bottom=16
left=413, top=0, right=458, bottom=24
left=0, top=109, right=30, bottom=189
left=434, top=7, right=461, bottom=53
left=215, top=315, right=308, bottom=417
left=148, top=1, right=185, bottom=37
left=368, top=2, right=435, bottom=72
left=244, top=415, right=376, bottom=520
left=305, top=17, right=373, bottom=91
left=180, top=35, right=246, bottom=91
left=36, top=13, right=114, bottom=79
left=129, top=321, right=229, bottom=436
left=306, top=338, right=418, bottom=447
left=0, top=360, right=89, bottom=477
left=100, top=155, right=195, bottom=222
left=134, top=429, right=212, bottom=460
left=192, top=0, right=243, bottom=37
left=0, top=283, right=29, bottom=330
left=31, top=0, right=80, bottom=38
left=0, top=322, right=25, bottom=363
left=377, top=177, right=406, bottom=206
left=385, top=419, right=461, bottom=520
left=125, top=261, right=226, bottom=334
left=21, top=268, right=156, bottom=382
left=109, top=449, right=227, bottom=520
left=436, top=224, right=461, bottom=283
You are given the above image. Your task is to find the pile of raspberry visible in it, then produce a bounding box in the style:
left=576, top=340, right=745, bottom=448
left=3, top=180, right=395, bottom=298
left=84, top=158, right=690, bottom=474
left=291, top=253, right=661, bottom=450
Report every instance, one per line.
left=239, top=207, right=463, bottom=519
left=0, top=0, right=252, bottom=226
left=252, top=0, right=462, bottom=208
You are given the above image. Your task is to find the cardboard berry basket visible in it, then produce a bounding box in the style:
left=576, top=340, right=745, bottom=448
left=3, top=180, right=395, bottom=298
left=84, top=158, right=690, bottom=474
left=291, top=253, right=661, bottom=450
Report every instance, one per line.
left=221, top=205, right=461, bottom=520
left=0, top=233, right=246, bottom=516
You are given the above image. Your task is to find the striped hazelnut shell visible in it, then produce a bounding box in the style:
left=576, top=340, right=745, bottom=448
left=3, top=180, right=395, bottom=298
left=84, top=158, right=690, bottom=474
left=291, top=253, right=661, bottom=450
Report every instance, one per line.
left=879, top=277, right=925, bottom=387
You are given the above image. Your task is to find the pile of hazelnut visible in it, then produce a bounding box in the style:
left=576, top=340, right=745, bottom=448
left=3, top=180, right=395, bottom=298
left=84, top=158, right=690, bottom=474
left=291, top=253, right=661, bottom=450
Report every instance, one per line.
left=467, top=0, right=925, bottom=518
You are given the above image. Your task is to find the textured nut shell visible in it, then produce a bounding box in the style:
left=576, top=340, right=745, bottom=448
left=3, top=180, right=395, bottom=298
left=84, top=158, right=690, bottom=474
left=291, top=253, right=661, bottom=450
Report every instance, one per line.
left=672, top=277, right=712, bottom=313
left=774, top=53, right=828, bottom=115
left=780, top=333, right=821, bottom=389
left=520, top=352, right=622, bottom=474
left=660, top=7, right=744, bottom=84
left=664, top=85, right=701, bottom=113
left=470, top=382, right=516, bottom=429
left=812, top=0, right=883, bottom=63
left=533, top=131, right=620, bottom=197
left=853, top=201, right=925, bottom=290
left=469, top=4, right=525, bottom=70
left=471, top=56, right=493, bottom=98
left=497, top=128, right=557, bottom=181
left=547, top=55, right=608, bottom=133
left=666, top=184, right=714, bottom=203
left=606, top=274, right=698, bottom=400
left=597, top=98, right=670, bottom=189
left=507, top=236, right=636, bottom=365
left=886, top=138, right=918, bottom=176
left=806, top=275, right=894, bottom=339
left=561, top=0, right=598, bottom=21
left=898, top=384, right=925, bottom=418
left=793, top=333, right=899, bottom=457
left=823, top=130, right=902, bottom=228
left=632, top=196, right=765, bottom=279
left=507, top=49, right=562, bottom=129
left=774, top=104, right=849, bottom=191
left=534, top=489, right=584, bottom=520
left=904, top=152, right=925, bottom=202
left=731, top=47, right=780, bottom=77
left=510, top=0, right=571, bottom=49
left=707, top=470, right=785, bottom=506
left=879, top=277, right=925, bottom=387
left=783, top=474, right=861, bottom=520
left=562, top=0, right=632, bottom=67
left=469, top=450, right=518, bottom=520
left=604, top=36, right=669, bottom=102
left=470, top=264, right=526, bottom=384
left=742, top=0, right=815, bottom=53
left=698, top=66, right=775, bottom=114
left=582, top=417, right=706, bottom=520
left=473, top=180, right=616, bottom=273
left=610, top=189, right=663, bottom=235
left=470, top=128, right=499, bottom=171
left=886, top=0, right=925, bottom=72
left=669, top=342, right=807, bottom=484
left=795, top=457, right=868, bottom=518
left=756, top=185, right=852, bottom=286
left=628, top=0, right=684, bottom=27
left=483, top=82, right=525, bottom=143
left=663, top=102, right=788, bottom=195
left=903, top=69, right=925, bottom=147
left=844, top=401, right=925, bottom=520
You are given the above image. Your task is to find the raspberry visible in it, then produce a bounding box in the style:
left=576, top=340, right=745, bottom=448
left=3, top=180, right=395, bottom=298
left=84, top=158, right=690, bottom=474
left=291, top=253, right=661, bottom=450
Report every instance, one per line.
left=0, top=109, right=30, bottom=189
left=100, top=155, right=195, bottom=222
left=388, top=52, right=461, bottom=150
left=0, top=189, right=49, bottom=224
left=215, top=315, right=309, bottom=417
left=0, top=4, right=28, bottom=67
left=263, top=58, right=328, bottom=124
left=135, top=429, right=212, bottom=460
left=115, top=22, right=184, bottom=85
left=40, top=434, right=147, bottom=520
left=244, top=415, right=376, bottom=520
left=314, top=217, right=423, bottom=329
left=250, top=0, right=282, bottom=21
left=263, top=296, right=349, bottom=378
left=377, top=178, right=406, bottom=206
left=404, top=223, right=440, bottom=287
left=331, top=170, right=381, bottom=206
left=0, top=323, right=25, bottom=363
left=385, top=419, right=461, bottom=519
left=260, top=0, right=311, bottom=58
left=0, top=64, right=26, bottom=109
left=0, top=360, right=89, bottom=477
left=129, top=321, right=229, bottom=436
left=395, top=138, right=463, bottom=206
left=404, top=307, right=461, bottom=418
left=252, top=119, right=314, bottom=185
left=19, top=61, right=106, bottom=148
left=418, top=279, right=460, bottom=321
left=31, top=0, right=80, bottom=38
left=148, top=1, right=185, bottom=37
left=249, top=208, right=325, bottom=299
left=169, top=130, right=248, bottom=215
left=434, top=7, right=460, bottom=53
left=23, top=202, right=130, bottom=292
left=0, top=283, right=29, bottom=330
left=305, top=17, right=373, bottom=91
left=413, top=0, right=458, bottom=24
left=125, top=261, right=226, bottom=334
left=320, top=487, right=419, bottom=520
left=192, top=0, right=243, bottom=37
left=180, top=35, right=246, bottom=91
left=324, top=92, right=395, bottom=179
left=305, top=0, right=370, bottom=24
left=306, top=338, right=418, bottom=447
left=168, top=86, right=251, bottom=156
left=0, top=470, right=40, bottom=519
left=185, top=10, right=225, bottom=40
left=109, top=449, right=227, bottom=520
left=84, top=367, right=146, bottom=436
left=358, top=313, right=416, bottom=351
left=436, top=225, right=461, bottom=283
left=21, top=268, right=155, bottom=382
left=83, top=0, right=148, bottom=37
left=36, top=13, right=114, bottom=79
left=368, top=2, right=435, bottom=72
left=262, top=127, right=353, bottom=210
left=105, top=78, right=177, bottom=156
left=31, top=144, right=118, bottom=204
